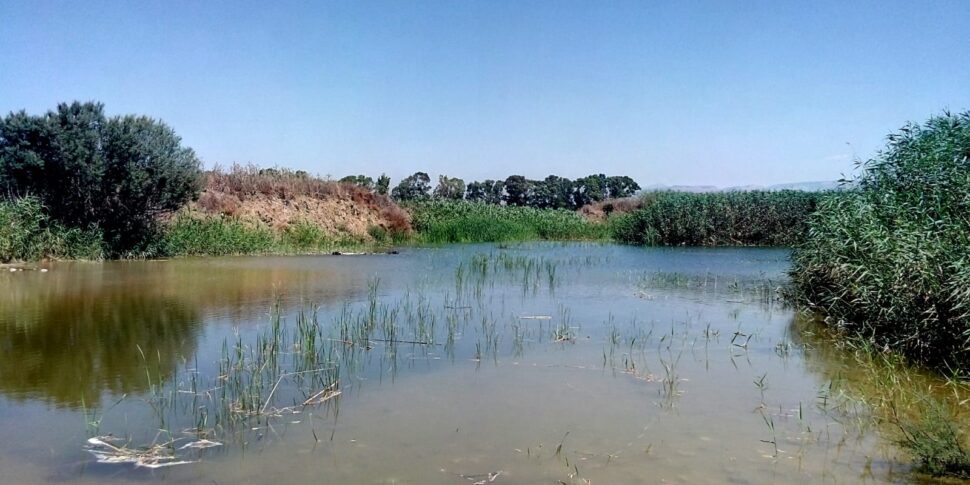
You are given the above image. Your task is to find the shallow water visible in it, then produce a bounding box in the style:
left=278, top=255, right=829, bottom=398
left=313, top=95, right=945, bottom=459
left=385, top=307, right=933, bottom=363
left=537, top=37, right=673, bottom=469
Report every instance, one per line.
left=0, top=243, right=916, bottom=483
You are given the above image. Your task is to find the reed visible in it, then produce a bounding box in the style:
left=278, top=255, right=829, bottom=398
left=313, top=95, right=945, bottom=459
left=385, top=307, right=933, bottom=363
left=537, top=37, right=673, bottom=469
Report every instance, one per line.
left=790, top=111, right=970, bottom=372
left=408, top=200, right=608, bottom=243
left=0, top=196, right=104, bottom=262
left=610, top=190, right=824, bottom=246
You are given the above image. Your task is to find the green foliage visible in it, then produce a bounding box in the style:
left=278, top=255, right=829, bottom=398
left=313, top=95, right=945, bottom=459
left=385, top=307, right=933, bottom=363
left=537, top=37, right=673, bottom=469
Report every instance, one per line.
left=0, top=196, right=103, bottom=262
left=433, top=175, right=465, bottom=200
left=611, top=190, right=822, bottom=246
left=160, top=216, right=275, bottom=256
left=391, top=171, right=432, bottom=201
left=375, top=173, right=391, bottom=195
left=0, top=102, right=203, bottom=254
left=465, top=179, right=504, bottom=204
left=159, top=216, right=375, bottom=256
left=339, top=174, right=375, bottom=190
left=791, top=111, right=970, bottom=371
left=503, top=175, right=533, bottom=206
left=408, top=200, right=607, bottom=243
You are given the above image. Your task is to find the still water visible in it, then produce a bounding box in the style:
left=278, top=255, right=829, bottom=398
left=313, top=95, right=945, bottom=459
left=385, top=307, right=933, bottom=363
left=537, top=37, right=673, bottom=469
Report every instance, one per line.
left=0, top=243, right=914, bottom=483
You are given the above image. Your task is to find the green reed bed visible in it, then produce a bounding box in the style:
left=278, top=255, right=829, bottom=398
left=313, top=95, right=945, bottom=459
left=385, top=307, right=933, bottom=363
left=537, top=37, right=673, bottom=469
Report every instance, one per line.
left=610, top=190, right=825, bottom=246
left=159, top=215, right=376, bottom=256
left=408, top=200, right=609, bottom=243
left=0, top=196, right=104, bottom=262
left=790, top=112, right=970, bottom=374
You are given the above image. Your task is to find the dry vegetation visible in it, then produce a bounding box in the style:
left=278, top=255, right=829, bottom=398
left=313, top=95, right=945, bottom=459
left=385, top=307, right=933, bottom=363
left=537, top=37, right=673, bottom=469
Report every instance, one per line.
left=577, top=197, right=644, bottom=222
left=186, top=164, right=411, bottom=239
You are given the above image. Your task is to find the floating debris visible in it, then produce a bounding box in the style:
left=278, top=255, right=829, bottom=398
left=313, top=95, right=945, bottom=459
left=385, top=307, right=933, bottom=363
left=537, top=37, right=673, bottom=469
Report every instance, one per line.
left=85, top=437, right=196, bottom=469
left=303, top=383, right=341, bottom=406
left=518, top=315, right=552, bottom=320
left=178, top=439, right=223, bottom=450
left=459, top=470, right=503, bottom=484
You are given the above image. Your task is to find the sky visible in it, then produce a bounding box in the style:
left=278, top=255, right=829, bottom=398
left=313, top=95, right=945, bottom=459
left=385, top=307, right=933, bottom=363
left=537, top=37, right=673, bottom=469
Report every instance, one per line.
left=1, top=1, right=969, bottom=188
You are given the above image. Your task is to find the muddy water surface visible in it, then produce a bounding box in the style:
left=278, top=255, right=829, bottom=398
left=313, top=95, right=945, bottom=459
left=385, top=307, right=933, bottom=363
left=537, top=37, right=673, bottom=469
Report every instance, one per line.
left=0, top=243, right=915, bottom=483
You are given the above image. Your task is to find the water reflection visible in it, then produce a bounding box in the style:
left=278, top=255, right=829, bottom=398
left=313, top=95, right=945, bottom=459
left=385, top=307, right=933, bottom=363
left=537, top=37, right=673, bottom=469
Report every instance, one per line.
left=0, top=290, right=200, bottom=407
left=0, top=256, right=377, bottom=408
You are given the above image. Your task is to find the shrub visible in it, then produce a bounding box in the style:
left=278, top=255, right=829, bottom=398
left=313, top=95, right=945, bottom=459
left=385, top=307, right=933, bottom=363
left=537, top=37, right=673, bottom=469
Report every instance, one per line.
left=791, top=111, right=970, bottom=371
left=0, top=102, right=203, bottom=254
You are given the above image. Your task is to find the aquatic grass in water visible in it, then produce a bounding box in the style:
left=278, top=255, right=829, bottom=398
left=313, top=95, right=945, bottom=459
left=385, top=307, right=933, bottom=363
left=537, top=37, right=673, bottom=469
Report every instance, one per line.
left=17, top=244, right=965, bottom=482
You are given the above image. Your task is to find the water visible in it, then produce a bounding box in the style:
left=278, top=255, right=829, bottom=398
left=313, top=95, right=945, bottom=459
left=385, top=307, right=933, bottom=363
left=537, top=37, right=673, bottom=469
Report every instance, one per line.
left=0, top=243, right=917, bottom=483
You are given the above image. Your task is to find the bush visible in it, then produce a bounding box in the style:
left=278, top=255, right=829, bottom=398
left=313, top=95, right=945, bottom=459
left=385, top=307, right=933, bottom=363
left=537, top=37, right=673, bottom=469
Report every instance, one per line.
left=0, top=102, right=202, bottom=254
left=610, top=190, right=823, bottom=246
left=791, top=111, right=970, bottom=371
left=0, top=196, right=103, bottom=262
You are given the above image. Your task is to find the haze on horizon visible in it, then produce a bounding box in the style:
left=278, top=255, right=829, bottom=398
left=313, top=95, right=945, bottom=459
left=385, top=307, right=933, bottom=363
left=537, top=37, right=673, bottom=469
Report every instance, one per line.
left=1, top=0, right=968, bottom=188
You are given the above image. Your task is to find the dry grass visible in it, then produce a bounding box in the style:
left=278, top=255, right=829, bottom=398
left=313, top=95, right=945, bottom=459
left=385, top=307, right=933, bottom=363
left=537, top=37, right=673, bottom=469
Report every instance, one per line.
left=189, top=164, right=411, bottom=237
left=577, top=197, right=644, bottom=222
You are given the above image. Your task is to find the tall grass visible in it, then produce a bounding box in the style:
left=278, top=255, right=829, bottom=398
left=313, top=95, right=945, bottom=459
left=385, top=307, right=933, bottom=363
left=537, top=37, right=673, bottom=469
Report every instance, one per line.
left=790, top=111, right=970, bottom=372
left=407, top=200, right=608, bottom=243
left=610, top=190, right=824, bottom=246
left=0, top=196, right=104, bottom=262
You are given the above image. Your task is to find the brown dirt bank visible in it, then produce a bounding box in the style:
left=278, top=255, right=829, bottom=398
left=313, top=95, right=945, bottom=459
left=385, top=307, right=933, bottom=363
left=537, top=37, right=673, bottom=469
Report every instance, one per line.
left=176, top=165, right=412, bottom=240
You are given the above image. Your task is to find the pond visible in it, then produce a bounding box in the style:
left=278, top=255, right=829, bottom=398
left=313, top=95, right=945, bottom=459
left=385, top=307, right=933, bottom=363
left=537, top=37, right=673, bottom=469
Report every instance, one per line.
left=0, top=243, right=914, bottom=483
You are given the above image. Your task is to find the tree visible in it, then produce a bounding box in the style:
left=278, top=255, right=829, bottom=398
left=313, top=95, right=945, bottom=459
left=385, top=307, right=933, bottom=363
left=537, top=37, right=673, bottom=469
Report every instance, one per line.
left=375, top=173, right=391, bottom=195
left=391, top=171, right=432, bottom=201
left=605, top=175, right=640, bottom=199
left=503, top=175, right=533, bottom=206
left=433, top=175, right=465, bottom=200
left=543, top=175, right=575, bottom=209
left=573, top=174, right=608, bottom=207
left=0, top=101, right=203, bottom=253
left=339, top=174, right=375, bottom=190
left=465, top=181, right=488, bottom=202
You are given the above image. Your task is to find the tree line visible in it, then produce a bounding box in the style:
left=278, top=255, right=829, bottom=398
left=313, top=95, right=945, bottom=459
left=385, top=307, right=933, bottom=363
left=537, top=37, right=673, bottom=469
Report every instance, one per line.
left=340, top=172, right=641, bottom=210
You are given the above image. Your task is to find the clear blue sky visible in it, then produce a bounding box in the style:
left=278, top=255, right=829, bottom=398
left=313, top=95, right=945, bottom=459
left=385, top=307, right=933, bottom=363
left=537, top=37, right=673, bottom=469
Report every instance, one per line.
left=2, top=1, right=968, bottom=187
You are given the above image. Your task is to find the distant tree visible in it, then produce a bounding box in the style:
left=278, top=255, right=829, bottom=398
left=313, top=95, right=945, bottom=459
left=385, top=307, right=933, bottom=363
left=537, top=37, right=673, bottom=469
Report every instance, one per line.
left=339, top=174, right=375, bottom=190
left=529, top=178, right=553, bottom=208
left=486, top=180, right=505, bottom=204
left=0, top=101, right=202, bottom=253
left=391, top=171, right=432, bottom=201
left=433, top=175, right=465, bottom=200
left=605, top=175, right=640, bottom=199
left=543, top=175, right=575, bottom=209
left=573, top=174, right=608, bottom=207
left=375, top=173, right=391, bottom=195
left=503, top=175, right=534, bottom=206
left=465, top=180, right=487, bottom=202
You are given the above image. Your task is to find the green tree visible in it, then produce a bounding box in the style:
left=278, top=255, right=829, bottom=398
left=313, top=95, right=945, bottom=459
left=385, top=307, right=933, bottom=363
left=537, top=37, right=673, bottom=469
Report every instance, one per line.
left=573, top=174, right=608, bottom=207
left=605, top=175, right=640, bottom=199
left=433, top=175, right=466, bottom=200
left=391, top=171, right=432, bottom=201
left=376, top=173, right=391, bottom=195
left=503, top=175, right=533, bottom=206
left=0, top=101, right=202, bottom=253
left=339, top=174, right=375, bottom=190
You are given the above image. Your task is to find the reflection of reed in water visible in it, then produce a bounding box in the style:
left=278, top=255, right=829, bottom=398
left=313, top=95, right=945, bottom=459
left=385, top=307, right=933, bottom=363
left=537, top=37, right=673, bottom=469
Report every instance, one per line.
left=0, top=291, right=201, bottom=408
left=790, top=313, right=970, bottom=478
